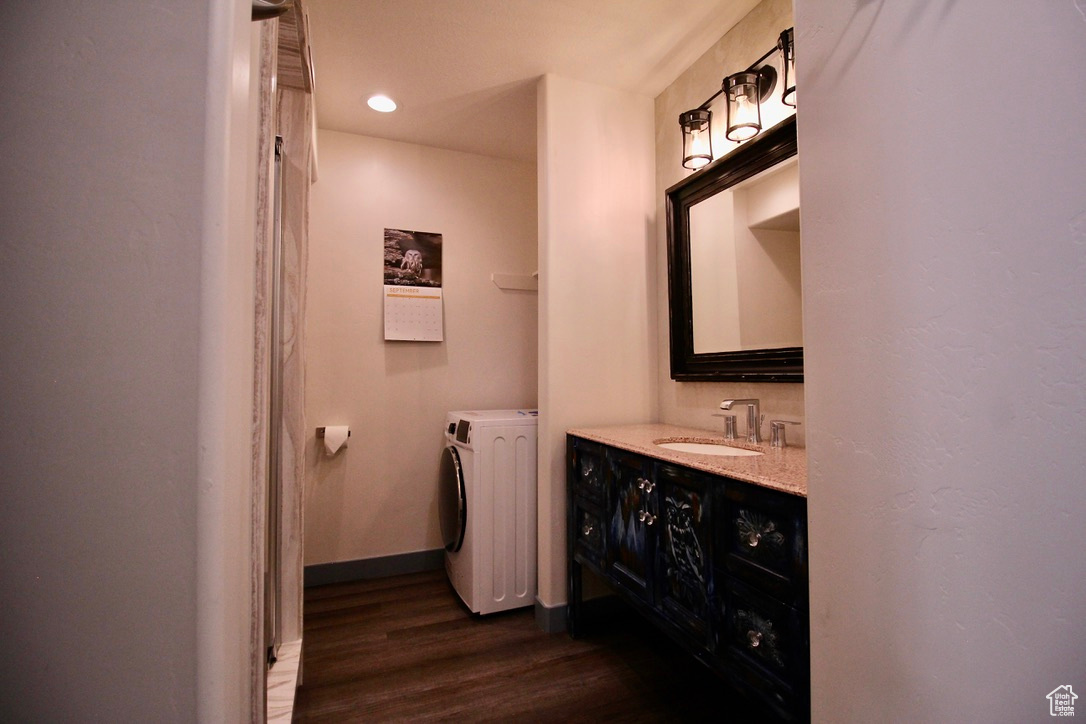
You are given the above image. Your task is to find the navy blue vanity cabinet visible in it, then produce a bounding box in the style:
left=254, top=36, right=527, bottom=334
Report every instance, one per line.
left=604, top=448, right=657, bottom=605
left=566, top=433, right=810, bottom=722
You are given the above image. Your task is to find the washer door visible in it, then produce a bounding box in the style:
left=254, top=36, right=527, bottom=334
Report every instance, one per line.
left=438, top=445, right=467, bottom=552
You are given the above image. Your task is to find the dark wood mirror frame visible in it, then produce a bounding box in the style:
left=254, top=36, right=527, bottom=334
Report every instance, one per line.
left=666, top=115, right=801, bottom=382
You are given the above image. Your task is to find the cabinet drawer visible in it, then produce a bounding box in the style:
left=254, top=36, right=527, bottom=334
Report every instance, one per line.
left=568, top=436, right=607, bottom=504
left=718, top=577, right=806, bottom=695
left=721, top=481, right=807, bottom=599
left=572, top=500, right=605, bottom=567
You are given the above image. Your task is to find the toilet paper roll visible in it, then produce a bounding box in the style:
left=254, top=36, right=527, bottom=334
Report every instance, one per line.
left=323, top=425, right=350, bottom=456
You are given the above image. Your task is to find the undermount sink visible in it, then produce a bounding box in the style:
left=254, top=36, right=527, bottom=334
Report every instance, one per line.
left=653, top=439, right=764, bottom=457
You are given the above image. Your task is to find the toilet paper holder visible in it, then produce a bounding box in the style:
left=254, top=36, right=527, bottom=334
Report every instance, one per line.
left=315, top=427, right=351, bottom=438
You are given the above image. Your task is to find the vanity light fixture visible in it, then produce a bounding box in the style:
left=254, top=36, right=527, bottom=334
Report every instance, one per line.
left=367, top=94, right=397, bottom=113
left=679, top=109, right=713, bottom=170
left=779, top=28, right=796, bottom=108
left=677, top=25, right=795, bottom=169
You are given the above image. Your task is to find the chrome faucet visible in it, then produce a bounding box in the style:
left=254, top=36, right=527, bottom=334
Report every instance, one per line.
left=719, top=399, right=762, bottom=443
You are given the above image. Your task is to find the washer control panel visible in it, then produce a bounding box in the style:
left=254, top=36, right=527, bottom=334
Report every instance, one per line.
left=455, top=419, right=471, bottom=444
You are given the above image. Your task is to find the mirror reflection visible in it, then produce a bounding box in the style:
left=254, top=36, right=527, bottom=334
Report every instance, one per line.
left=688, top=157, right=801, bottom=353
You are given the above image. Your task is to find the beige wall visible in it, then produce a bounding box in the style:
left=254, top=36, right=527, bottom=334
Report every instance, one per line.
left=653, top=0, right=805, bottom=444
left=305, top=130, right=538, bottom=565
left=796, top=1, right=1086, bottom=720
left=536, top=74, right=657, bottom=608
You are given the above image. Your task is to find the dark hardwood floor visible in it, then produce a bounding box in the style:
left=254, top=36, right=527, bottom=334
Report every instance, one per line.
left=292, top=569, right=768, bottom=722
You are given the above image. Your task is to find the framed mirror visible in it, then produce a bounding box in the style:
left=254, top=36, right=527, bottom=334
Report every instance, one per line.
left=666, top=116, right=801, bottom=382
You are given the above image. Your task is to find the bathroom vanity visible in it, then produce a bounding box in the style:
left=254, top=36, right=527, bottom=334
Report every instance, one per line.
left=566, top=423, right=808, bottom=721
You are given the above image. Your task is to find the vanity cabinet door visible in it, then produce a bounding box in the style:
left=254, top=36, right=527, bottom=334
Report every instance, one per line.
left=655, top=463, right=713, bottom=645
left=569, top=437, right=607, bottom=504
left=717, top=577, right=806, bottom=718
left=720, top=480, right=807, bottom=602
left=605, top=449, right=656, bottom=604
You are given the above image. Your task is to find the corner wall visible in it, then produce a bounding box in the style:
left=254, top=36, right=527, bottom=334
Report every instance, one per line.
left=795, top=2, right=1086, bottom=719
left=0, top=1, right=259, bottom=720
left=196, top=1, right=259, bottom=719
left=304, top=130, right=537, bottom=565
left=536, top=74, right=657, bottom=608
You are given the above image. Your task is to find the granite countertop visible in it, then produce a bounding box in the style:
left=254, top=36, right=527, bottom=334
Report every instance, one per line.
left=567, top=423, right=806, bottom=497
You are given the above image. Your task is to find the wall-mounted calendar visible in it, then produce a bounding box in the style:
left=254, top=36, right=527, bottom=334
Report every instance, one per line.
left=382, top=228, right=444, bottom=342
left=384, top=285, right=443, bottom=341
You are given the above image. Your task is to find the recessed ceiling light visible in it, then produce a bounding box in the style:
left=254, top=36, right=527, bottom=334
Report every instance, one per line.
left=367, top=94, right=397, bottom=113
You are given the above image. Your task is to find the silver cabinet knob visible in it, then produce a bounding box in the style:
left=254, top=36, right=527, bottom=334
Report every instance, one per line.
left=746, top=531, right=761, bottom=547
left=636, top=477, right=655, bottom=493
left=748, top=630, right=762, bottom=648
left=582, top=522, right=594, bottom=537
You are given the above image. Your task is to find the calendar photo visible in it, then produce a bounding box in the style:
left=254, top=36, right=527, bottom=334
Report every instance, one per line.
left=383, top=228, right=445, bottom=342
left=384, top=228, right=442, bottom=287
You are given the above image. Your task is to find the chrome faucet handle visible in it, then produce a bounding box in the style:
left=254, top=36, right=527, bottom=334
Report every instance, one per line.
left=712, top=413, right=738, bottom=440
left=769, top=420, right=801, bottom=448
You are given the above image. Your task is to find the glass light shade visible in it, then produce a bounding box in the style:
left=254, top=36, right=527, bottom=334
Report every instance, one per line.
left=779, top=28, right=796, bottom=108
left=724, top=72, right=762, bottom=142
left=679, top=109, right=713, bottom=170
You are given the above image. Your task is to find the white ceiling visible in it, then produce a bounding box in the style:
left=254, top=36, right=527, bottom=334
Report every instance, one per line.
left=305, top=0, right=760, bottom=162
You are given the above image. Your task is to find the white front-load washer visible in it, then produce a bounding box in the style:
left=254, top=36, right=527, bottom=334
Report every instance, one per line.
left=438, top=409, right=538, bottom=615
